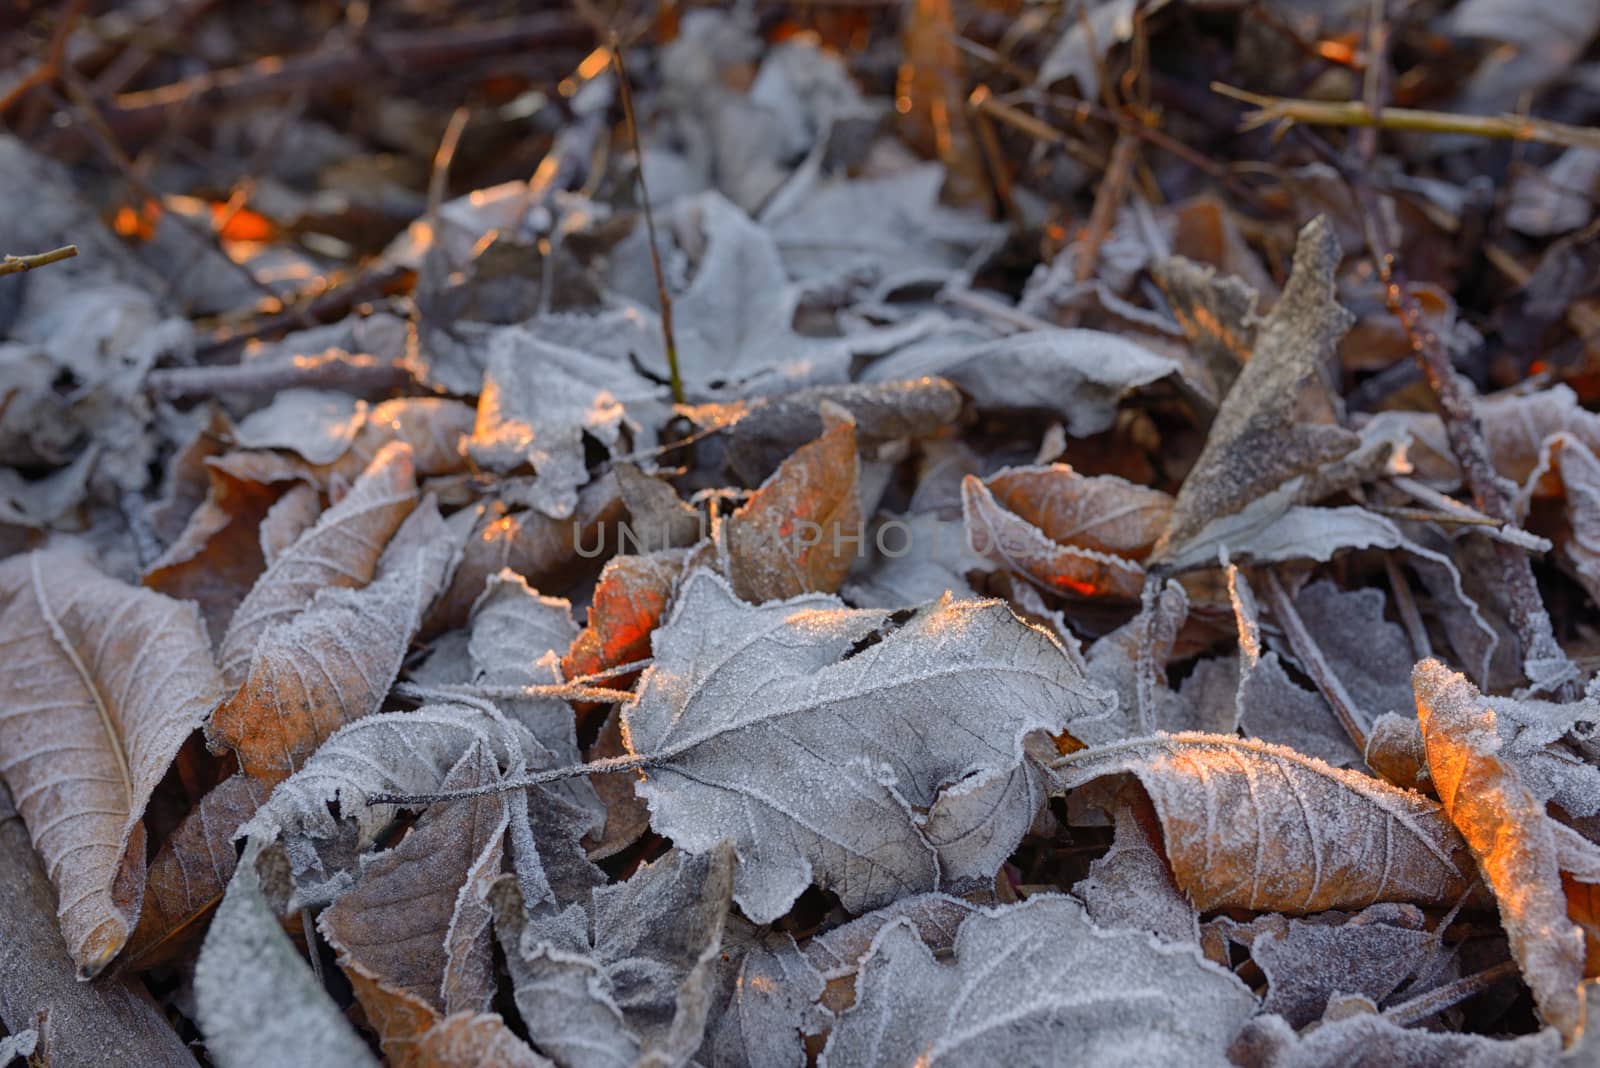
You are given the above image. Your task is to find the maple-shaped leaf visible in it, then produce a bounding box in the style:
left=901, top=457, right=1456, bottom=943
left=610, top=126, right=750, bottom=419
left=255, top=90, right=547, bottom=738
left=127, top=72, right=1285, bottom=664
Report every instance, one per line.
left=320, top=742, right=538, bottom=1067
left=492, top=843, right=736, bottom=1068
left=1054, top=734, right=1479, bottom=913
left=962, top=475, right=1146, bottom=600
left=195, top=839, right=381, bottom=1068
left=1414, top=660, right=1598, bottom=1044
left=1209, top=906, right=1434, bottom=1028
left=619, top=569, right=1110, bottom=921
left=218, top=441, right=418, bottom=688
left=0, top=548, right=223, bottom=976
left=819, top=896, right=1255, bottom=1067
left=123, top=773, right=271, bottom=970
left=209, top=498, right=456, bottom=782
left=1155, top=216, right=1357, bottom=560
left=725, top=415, right=862, bottom=602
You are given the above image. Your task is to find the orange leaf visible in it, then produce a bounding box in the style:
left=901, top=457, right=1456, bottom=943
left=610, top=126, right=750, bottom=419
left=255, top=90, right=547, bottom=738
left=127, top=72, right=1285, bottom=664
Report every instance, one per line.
left=562, top=549, right=687, bottom=684
left=962, top=475, right=1146, bottom=600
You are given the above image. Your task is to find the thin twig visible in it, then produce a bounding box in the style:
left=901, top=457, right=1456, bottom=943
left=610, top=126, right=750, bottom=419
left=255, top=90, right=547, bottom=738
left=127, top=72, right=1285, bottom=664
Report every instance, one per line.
left=147, top=351, right=414, bottom=400
left=1261, top=568, right=1369, bottom=754
left=0, top=246, right=78, bottom=278
left=611, top=39, right=684, bottom=405
left=396, top=680, right=638, bottom=705
left=0, top=0, right=87, bottom=118
left=966, top=86, right=1022, bottom=225
left=427, top=106, right=472, bottom=227
left=1381, top=959, right=1521, bottom=1027
left=1212, top=81, right=1600, bottom=153
left=1384, top=554, right=1433, bottom=660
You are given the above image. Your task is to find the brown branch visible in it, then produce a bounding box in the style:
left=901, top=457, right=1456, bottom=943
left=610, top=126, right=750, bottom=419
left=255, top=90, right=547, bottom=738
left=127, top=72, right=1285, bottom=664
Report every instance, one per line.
left=1382, top=959, right=1521, bottom=1027
left=147, top=350, right=415, bottom=400
left=0, top=785, right=199, bottom=1065
left=0, top=0, right=86, bottom=118
left=1261, top=568, right=1370, bottom=754
left=99, top=14, right=590, bottom=143
left=0, top=245, right=78, bottom=278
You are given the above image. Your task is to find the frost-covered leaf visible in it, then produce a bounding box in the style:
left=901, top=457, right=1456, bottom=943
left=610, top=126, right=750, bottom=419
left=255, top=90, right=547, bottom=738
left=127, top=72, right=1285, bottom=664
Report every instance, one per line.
left=1153, top=254, right=1257, bottom=397
left=1054, top=733, right=1479, bottom=912
left=725, top=415, right=861, bottom=602
left=922, top=736, right=1054, bottom=887
left=862, top=328, right=1181, bottom=436
left=218, top=441, right=417, bottom=687
left=562, top=550, right=688, bottom=684
left=841, top=513, right=990, bottom=609
left=1073, top=785, right=1199, bottom=945
left=0, top=547, right=223, bottom=976
left=621, top=569, right=1110, bottom=920
left=466, top=328, right=657, bottom=519
left=1210, top=906, right=1434, bottom=1027
left=759, top=163, right=1003, bottom=283
left=1229, top=1006, right=1562, bottom=1067
left=963, top=475, right=1147, bottom=600
left=1037, top=0, right=1136, bottom=100
left=124, top=773, right=272, bottom=970
left=195, top=839, right=380, bottom=1068
left=984, top=464, right=1173, bottom=561
left=210, top=498, right=455, bottom=782
left=1078, top=579, right=1193, bottom=742
left=0, top=1030, right=35, bottom=1068
left=820, top=895, right=1255, bottom=1068
left=320, top=742, right=514, bottom=1063
left=1414, top=660, right=1597, bottom=1044
left=1155, top=216, right=1357, bottom=559
left=233, top=389, right=367, bottom=465
left=492, top=843, right=736, bottom=1068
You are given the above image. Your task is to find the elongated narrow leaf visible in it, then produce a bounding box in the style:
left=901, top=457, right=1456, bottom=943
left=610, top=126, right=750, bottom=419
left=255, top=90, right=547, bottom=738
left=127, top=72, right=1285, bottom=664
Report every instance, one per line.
left=0, top=548, right=223, bottom=976
left=622, top=570, right=1110, bottom=921
left=1414, top=660, right=1592, bottom=1044
left=1054, top=733, right=1478, bottom=913
left=219, top=440, right=418, bottom=687
left=963, top=475, right=1146, bottom=600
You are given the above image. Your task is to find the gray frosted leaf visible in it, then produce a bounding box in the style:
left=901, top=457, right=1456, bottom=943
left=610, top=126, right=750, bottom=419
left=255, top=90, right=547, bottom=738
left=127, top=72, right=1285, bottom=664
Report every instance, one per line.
left=1212, top=906, right=1434, bottom=1028
left=0, top=1030, right=35, bottom=1068
left=803, top=893, right=978, bottom=979
left=467, top=328, right=658, bottom=519
left=922, top=743, right=1052, bottom=887
left=861, top=328, right=1181, bottom=437
left=1073, top=786, right=1199, bottom=945
left=820, top=895, right=1255, bottom=1068
left=195, top=839, right=381, bottom=1068
left=232, top=388, right=367, bottom=465
left=700, top=934, right=825, bottom=1068
left=623, top=570, right=1110, bottom=921
left=1290, top=580, right=1416, bottom=723
left=1156, top=216, right=1357, bottom=560
left=1036, top=0, right=1135, bottom=99
left=1229, top=1009, right=1561, bottom=1068
left=841, top=513, right=990, bottom=610
left=1240, top=652, right=1362, bottom=768
left=493, top=843, right=736, bottom=1068
left=1153, top=254, right=1258, bottom=397
left=1079, top=579, right=1191, bottom=743
left=240, top=700, right=542, bottom=896
left=758, top=163, right=1003, bottom=283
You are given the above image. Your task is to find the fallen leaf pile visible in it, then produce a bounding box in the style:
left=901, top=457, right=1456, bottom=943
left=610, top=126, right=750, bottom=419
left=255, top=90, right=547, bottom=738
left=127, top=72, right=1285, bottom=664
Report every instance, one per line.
left=10, top=2, right=1600, bottom=1065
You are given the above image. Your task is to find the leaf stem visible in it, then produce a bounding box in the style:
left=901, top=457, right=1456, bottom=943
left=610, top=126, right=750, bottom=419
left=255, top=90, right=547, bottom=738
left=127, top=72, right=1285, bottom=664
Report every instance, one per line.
left=611, top=38, right=684, bottom=405
left=1211, top=81, right=1600, bottom=152
left=366, top=753, right=651, bottom=807
left=1260, top=567, right=1370, bottom=756
left=1381, top=959, right=1520, bottom=1027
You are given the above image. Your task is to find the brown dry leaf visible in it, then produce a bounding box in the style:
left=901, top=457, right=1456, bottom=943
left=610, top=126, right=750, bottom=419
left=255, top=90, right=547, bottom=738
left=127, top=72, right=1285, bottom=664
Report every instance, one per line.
left=0, top=548, right=224, bottom=976
left=896, top=0, right=984, bottom=206
left=1414, top=659, right=1590, bottom=1044
left=962, top=475, right=1146, bottom=600
left=615, top=464, right=703, bottom=552
left=409, top=1013, right=552, bottom=1068
left=320, top=741, right=516, bottom=1064
left=562, top=548, right=688, bottom=684
left=1536, top=435, right=1600, bottom=606
left=725, top=413, right=861, bottom=603
left=123, top=773, right=271, bottom=971
left=427, top=476, right=625, bottom=634
left=144, top=452, right=310, bottom=645
left=218, top=440, right=417, bottom=688
left=1053, top=733, right=1478, bottom=913
left=1154, top=216, right=1358, bottom=560
left=984, top=464, right=1174, bottom=561
left=208, top=498, right=455, bottom=783
left=1153, top=254, right=1258, bottom=398
left=148, top=405, right=233, bottom=545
